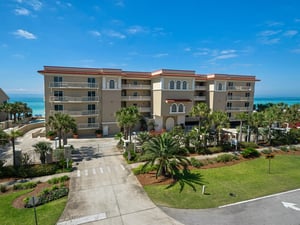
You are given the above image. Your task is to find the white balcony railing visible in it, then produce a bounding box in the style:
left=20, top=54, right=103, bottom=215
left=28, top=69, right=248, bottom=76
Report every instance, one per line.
left=121, top=96, right=151, bottom=101
left=77, top=123, right=99, bottom=129
left=194, top=96, right=206, bottom=101
left=194, top=86, right=206, bottom=90
left=227, top=86, right=251, bottom=91
left=226, top=107, right=251, bottom=111
left=50, top=110, right=99, bottom=116
left=49, top=82, right=98, bottom=89
left=227, top=96, right=252, bottom=101
left=121, top=84, right=151, bottom=89
left=49, top=96, right=99, bottom=102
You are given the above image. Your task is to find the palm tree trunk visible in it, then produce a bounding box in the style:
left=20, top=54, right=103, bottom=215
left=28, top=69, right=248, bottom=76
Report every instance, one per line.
left=12, top=138, right=16, bottom=167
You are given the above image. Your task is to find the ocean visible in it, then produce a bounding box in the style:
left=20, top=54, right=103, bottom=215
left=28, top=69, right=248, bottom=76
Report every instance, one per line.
left=7, top=94, right=300, bottom=117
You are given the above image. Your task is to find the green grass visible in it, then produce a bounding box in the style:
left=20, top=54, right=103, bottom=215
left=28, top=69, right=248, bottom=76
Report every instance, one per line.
left=144, top=155, right=300, bottom=209
left=0, top=190, right=67, bottom=225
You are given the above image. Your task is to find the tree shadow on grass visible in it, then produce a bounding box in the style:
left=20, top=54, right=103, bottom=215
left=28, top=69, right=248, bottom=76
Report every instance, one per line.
left=166, top=169, right=206, bottom=193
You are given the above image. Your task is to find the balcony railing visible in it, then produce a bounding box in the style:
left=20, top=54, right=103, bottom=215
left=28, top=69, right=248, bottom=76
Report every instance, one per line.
left=194, top=96, right=206, bottom=101
left=77, top=123, right=99, bottom=129
left=227, top=86, right=251, bottom=91
left=227, top=96, right=252, bottom=101
left=121, top=84, right=151, bottom=89
left=50, top=110, right=99, bottom=116
left=49, top=96, right=99, bottom=102
left=49, top=82, right=98, bottom=89
left=226, top=107, right=251, bottom=111
left=138, top=107, right=151, bottom=112
left=121, top=96, right=151, bottom=101
left=194, top=86, right=206, bottom=90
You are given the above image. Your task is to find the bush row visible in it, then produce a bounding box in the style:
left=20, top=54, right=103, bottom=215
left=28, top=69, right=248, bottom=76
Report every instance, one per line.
left=13, top=181, right=39, bottom=190
left=47, top=175, right=69, bottom=184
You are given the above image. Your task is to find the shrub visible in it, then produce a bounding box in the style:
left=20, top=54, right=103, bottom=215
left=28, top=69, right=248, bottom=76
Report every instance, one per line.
left=48, top=175, right=69, bottom=184
left=13, top=181, right=38, bottom=190
left=216, top=154, right=236, bottom=163
left=207, top=146, right=223, bottom=154
left=190, top=158, right=204, bottom=168
left=261, top=149, right=273, bottom=155
left=280, top=146, right=289, bottom=152
left=241, top=148, right=260, bottom=158
left=240, top=142, right=258, bottom=149
left=0, top=184, right=7, bottom=193
left=132, top=164, right=158, bottom=175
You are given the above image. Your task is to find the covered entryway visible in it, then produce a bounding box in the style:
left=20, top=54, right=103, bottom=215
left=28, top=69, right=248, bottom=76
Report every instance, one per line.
left=165, top=117, right=175, bottom=131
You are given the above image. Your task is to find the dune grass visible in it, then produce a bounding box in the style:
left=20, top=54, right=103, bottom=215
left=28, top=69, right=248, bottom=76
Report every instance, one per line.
left=0, top=190, right=67, bottom=225
left=144, top=155, right=300, bottom=209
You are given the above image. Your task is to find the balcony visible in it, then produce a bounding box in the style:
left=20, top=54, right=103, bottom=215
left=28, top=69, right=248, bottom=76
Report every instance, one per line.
left=49, top=82, right=98, bottom=89
left=194, top=85, right=206, bottom=91
left=49, top=96, right=99, bottom=103
left=138, top=107, right=151, bottom=113
left=50, top=110, right=99, bottom=117
left=227, top=96, right=252, bottom=101
left=194, top=96, right=206, bottom=101
left=226, top=107, right=251, bottom=112
left=227, top=86, right=252, bottom=91
left=77, top=123, right=99, bottom=129
left=121, top=96, right=151, bottom=101
left=121, top=84, right=151, bottom=89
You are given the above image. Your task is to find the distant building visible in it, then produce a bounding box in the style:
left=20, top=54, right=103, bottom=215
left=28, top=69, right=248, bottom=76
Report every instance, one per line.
left=0, top=88, right=9, bottom=122
left=38, top=66, right=260, bottom=136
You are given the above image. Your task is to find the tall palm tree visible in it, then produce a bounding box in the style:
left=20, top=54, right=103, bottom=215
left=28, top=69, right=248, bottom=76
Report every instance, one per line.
left=33, top=141, right=52, bottom=164
left=47, top=113, right=77, bottom=148
left=235, top=112, right=249, bottom=142
left=8, top=129, right=22, bottom=167
left=142, top=132, right=190, bottom=179
left=0, top=129, right=9, bottom=146
left=263, top=105, right=282, bottom=144
left=211, top=111, right=229, bottom=145
left=249, top=111, right=264, bottom=143
left=115, top=106, right=140, bottom=141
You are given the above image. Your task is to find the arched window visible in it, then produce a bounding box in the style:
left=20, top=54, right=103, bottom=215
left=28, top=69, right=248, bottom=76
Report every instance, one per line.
left=109, top=80, right=115, bottom=89
left=170, top=80, right=175, bottom=89
left=171, top=104, right=177, bottom=112
left=178, top=104, right=184, bottom=112
left=218, top=83, right=223, bottom=91
left=176, top=81, right=181, bottom=89
left=182, top=81, right=187, bottom=89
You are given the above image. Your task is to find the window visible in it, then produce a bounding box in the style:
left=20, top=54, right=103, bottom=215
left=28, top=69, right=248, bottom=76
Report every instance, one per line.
left=109, top=80, right=115, bottom=89
left=133, top=81, right=138, bottom=85
left=227, top=102, right=232, bottom=108
left=54, top=91, right=63, bottom=101
left=54, top=76, right=62, bottom=87
left=182, top=81, right=187, bottom=89
left=246, top=82, right=251, bottom=87
left=228, top=92, right=233, bottom=99
left=133, top=92, right=138, bottom=96
left=54, top=105, right=63, bottom=111
left=170, top=80, right=175, bottom=89
left=88, top=78, right=96, bottom=88
left=178, top=104, right=184, bottom=112
left=218, top=83, right=223, bottom=91
left=88, top=117, right=96, bottom=127
left=245, top=102, right=250, bottom=107
left=171, top=104, right=177, bottom=112
left=227, top=112, right=231, bottom=118
left=88, top=104, right=96, bottom=113
left=88, top=91, right=96, bottom=101
left=228, top=82, right=233, bottom=87
left=245, top=92, right=250, bottom=98
left=176, top=81, right=181, bottom=89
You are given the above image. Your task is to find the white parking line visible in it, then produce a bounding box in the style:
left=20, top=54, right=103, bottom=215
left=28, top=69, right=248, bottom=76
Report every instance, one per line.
left=84, top=169, right=88, bottom=176
left=77, top=170, right=80, bottom=177
left=92, top=168, right=96, bottom=175
left=57, top=212, right=107, bottom=225
left=120, top=164, right=125, bottom=170
left=99, top=167, right=104, bottom=173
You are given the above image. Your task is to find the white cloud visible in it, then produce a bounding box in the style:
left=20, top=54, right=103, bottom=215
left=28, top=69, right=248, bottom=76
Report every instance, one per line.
left=153, top=53, right=168, bottom=58
left=266, top=21, right=284, bottom=27
left=17, top=0, right=42, bottom=11
left=13, top=29, right=37, bottom=39
left=89, top=30, right=101, bottom=37
left=15, top=8, right=30, bottom=15
left=283, top=30, right=298, bottom=37
left=259, top=38, right=280, bottom=45
left=220, top=49, right=236, bottom=54
left=104, top=30, right=126, bottom=39
left=184, top=47, right=191, bottom=52
left=291, top=48, right=300, bottom=54
left=213, top=54, right=238, bottom=60
left=258, top=30, right=282, bottom=37
left=114, top=0, right=125, bottom=7
left=127, top=25, right=147, bottom=34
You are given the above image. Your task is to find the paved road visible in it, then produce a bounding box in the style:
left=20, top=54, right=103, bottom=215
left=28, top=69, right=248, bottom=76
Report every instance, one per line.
left=57, top=138, right=183, bottom=225
left=161, top=189, right=300, bottom=225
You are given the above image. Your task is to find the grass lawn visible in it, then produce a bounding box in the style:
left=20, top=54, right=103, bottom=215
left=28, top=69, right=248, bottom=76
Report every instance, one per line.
left=144, top=155, right=300, bottom=209
left=0, top=190, right=67, bottom=225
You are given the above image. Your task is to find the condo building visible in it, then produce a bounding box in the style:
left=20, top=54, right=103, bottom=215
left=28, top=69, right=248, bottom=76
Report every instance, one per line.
left=38, top=66, right=259, bottom=136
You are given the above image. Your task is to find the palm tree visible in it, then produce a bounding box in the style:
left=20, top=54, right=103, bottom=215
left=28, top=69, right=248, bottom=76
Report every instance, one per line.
left=142, top=132, right=190, bottom=179
left=0, top=129, right=9, bottom=146
left=8, top=129, right=22, bottom=167
left=47, top=113, right=77, bottom=148
left=211, top=111, right=229, bottom=145
left=0, top=102, right=13, bottom=120
left=249, top=111, right=264, bottom=143
left=263, top=105, right=283, bottom=145
left=115, top=106, right=140, bottom=141
left=189, top=103, right=211, bottom=150
left=33, top=141, right=52, bottom=164
left=235, top=112, right=249, bottom=142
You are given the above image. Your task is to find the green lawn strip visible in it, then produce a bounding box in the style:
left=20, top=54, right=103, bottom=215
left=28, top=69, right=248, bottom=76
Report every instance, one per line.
left=0, top=190, right=67, bottom=225
left=144, top=155, right=300, bottom=209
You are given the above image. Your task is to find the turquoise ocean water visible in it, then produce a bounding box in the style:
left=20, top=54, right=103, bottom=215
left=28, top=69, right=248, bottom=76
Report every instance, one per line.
left=7, top=94, right=300, bottom=117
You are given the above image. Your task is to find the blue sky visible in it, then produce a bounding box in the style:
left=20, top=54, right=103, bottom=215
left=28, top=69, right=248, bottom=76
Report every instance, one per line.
left=1, top=0, right=300, bottom=97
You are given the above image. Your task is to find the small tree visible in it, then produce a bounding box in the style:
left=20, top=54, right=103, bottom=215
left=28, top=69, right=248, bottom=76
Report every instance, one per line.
left=33, top=141, right=52, bottom=164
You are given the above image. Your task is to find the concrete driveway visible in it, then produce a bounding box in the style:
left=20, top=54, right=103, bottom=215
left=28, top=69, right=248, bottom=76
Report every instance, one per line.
left=56, top=137, right=182, bottom=225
